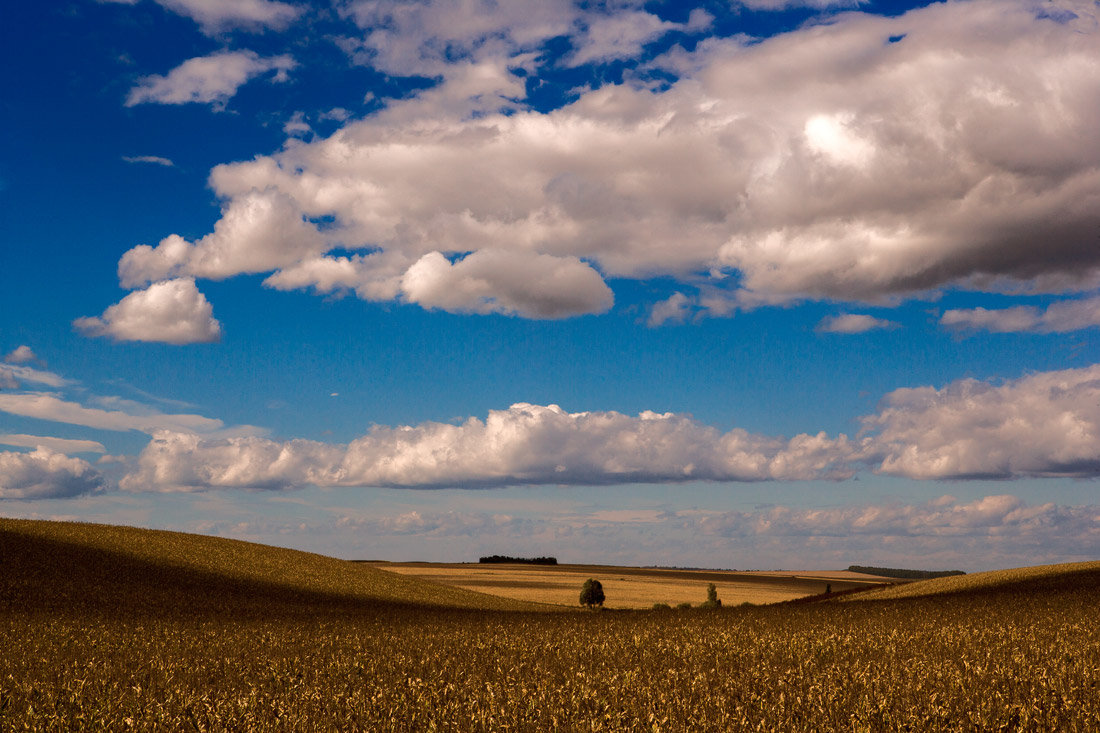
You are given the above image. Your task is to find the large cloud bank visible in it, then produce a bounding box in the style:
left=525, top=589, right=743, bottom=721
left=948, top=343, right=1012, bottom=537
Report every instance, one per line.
left=118, top=363, right=1100, bottom=490
left=865, top=364, right=1100, bottom=479
left=0, top=448, right=104, bottom=500
left=111, top=0, right=1100, bottom=320
left=121, top=403, right=856, bottom=491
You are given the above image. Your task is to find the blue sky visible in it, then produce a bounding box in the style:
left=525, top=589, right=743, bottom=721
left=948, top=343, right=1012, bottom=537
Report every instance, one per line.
left=2, top=0, right=1100, bottom=570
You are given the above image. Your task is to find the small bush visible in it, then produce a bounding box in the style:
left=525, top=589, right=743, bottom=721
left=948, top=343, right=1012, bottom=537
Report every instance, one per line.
left=579, top=578, right=605, bottom=608
left=701, top=583, right=722, bottom=609
left=652, top=603, right=671, bottom=611
left=676, top=602, right=692, bottom=610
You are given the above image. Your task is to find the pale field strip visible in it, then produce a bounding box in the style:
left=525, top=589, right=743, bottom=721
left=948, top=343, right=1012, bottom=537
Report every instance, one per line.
left=367, top=562, right=896, bottom=609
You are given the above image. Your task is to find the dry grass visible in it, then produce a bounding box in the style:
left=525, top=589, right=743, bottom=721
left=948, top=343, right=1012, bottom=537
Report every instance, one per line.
left=0, top=518, right=545, bottom=613
left=847, top=559, right=1100, bottom=602
left=3, top=519, right=1100, bottom=731
left=370, top=562, right=889, bottom=608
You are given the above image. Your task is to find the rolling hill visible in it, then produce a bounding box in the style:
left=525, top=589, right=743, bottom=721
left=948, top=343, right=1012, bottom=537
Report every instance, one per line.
left=843, top=559, right=1100, bottom=602
left=0, top=518, right=546, bottom=615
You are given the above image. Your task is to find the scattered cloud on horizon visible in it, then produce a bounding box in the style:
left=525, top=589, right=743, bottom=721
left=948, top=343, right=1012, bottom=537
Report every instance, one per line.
left=191, top=493, right=1100, bottom=570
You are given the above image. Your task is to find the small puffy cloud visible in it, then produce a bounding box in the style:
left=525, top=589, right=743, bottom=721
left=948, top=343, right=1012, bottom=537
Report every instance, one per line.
left=0, top=391, right=225, bottom=434
left=0, top=448, right=105, bottom=500
left=74, top=278, right=221, bottom=345
left=817, top=313, right=898, bottom=334
left=339, top=0, right=577, bottom=77
left=648, top=292, right=693, bottom=326
left=941, top=295, right=1100, bottom=334
left=119, top=192, right=327, bottom=287
left=569, top=10, right=709, bottom=66
left=121, top=403, right=858, bottom=491
left=122, top=155, right=175, bottom=167
left=283, top=111, right=311, bottom=137
left=400, top=250, right=614, bottom=318
left=126, top=51, right=296, bottom=107
left=159, top=0, right=301, bottom=32
left=103, top=0, right=302, bottom=33
left=4, top=346, right=37, bottom=364
left=0, top=434, right=107, bottom=454
left=863, top=364, right=1100, bottom=479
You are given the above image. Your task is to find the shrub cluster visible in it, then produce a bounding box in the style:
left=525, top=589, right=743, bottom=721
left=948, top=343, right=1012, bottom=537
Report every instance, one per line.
left=479, top=555, right=558, bottom=565
left=848, top=565, right=966, bottom=580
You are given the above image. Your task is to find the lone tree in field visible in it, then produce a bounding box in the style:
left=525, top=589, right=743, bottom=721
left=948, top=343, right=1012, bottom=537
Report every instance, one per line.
left=701, top=582, right=722, bottom=609
left=579, top=578, right=605, bottom=608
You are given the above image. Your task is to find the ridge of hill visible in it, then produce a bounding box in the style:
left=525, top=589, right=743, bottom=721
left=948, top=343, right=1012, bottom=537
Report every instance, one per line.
left=0, top=518, right=548, bottom=616
left=843, top=559, right=1100, bottom=602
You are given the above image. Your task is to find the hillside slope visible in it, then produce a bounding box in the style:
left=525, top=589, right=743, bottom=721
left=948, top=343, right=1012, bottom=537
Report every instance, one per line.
left=844, top=559, right=1100, bottom=602
left=0, top=518, right=547, bottom=615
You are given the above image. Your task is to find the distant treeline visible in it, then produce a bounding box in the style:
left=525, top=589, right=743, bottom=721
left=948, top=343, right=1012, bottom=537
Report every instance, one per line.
left=479, top=555, right=558, bottom=565
left=849, top=565, right=965, bottom=580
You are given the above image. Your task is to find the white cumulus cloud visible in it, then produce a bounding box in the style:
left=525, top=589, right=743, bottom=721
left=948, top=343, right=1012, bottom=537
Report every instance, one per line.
left=400, top=250, right=613, bottom=318
left=817, top=313, right=898, bottom=334
left=120, top=403, right=858, bottom=491
left=941, top=295, right=1100, bottom=334
left=126, top=50, right=296, bottom=107
left=4, top=346, right=37, bottom=364
left=863, top=364, right=1100, bottom=479
left=117, top=1, right=1100, bottom=319
left=74, top=278, right=221, bottom=345
left=0, top=448, right=105, bottom=500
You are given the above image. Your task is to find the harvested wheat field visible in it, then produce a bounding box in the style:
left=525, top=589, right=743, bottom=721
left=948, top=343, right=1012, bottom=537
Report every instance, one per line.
left=4, top=518, right=1100, bottom=731
left=366, top=561, right=893, bottom=607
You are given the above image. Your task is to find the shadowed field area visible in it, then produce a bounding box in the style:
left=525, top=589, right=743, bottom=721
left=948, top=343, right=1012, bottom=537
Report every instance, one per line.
left=366, top=561, right=892, bottom=607
left=0, top=518, right=546, bottom=615
left=3, top=519, right=1100, bottom=731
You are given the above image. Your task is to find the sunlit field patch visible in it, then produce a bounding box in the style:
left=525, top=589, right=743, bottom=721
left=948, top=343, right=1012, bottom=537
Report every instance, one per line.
left=3, top=519, right=1099, bottom=731
left=368, top=562, right=888, bottom=608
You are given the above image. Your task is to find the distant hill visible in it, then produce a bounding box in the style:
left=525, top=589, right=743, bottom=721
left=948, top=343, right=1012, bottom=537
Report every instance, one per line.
left=0, top=518, right=547, bottom=616
left=845, top=560, right=1100, bottom=602
left=848, top=565, right=965, bottom=580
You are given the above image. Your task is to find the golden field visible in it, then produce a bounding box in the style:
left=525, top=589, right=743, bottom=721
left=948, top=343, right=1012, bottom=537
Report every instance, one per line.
left=3, top=518, right=1100, bottom=731
left=367, top=561, right=891, bottom=608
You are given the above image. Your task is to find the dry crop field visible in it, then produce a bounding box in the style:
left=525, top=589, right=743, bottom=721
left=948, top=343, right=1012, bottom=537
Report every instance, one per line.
left=3, top=518, right=1100, bottom=731
left=367, top=561, right=891, bottom=608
